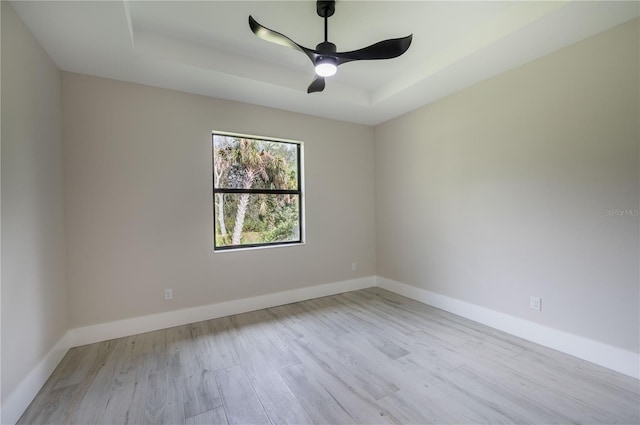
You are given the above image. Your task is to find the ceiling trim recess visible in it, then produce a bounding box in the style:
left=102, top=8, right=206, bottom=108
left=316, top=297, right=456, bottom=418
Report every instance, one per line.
left=10, top=0, right=640, bottom=126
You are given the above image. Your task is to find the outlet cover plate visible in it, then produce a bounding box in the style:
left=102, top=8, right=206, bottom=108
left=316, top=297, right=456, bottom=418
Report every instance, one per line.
left=530, top=296, right=541, bottom=311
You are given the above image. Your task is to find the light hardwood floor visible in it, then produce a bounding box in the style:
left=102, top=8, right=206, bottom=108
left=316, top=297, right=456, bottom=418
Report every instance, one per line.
left=18, top=288, right=640, bottom=424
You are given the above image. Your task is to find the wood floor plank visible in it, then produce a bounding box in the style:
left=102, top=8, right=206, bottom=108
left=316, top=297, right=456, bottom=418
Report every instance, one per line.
left=144, top=368, right=184, bottom=425
left=76, top=338, right=150, bottom=425
left=375, top=392, right=436, bottom=425
left=16, top=384, right=80, bottom=425
left=485, top=351, right=640, bottom=424
left=279, top=363, right=369, bottom=424
left=306, top=296, right=411, bottom=360
left=287, top=342, right=406, bottom=425
left=164, top=324, right=190, bottom=370
left=263, top=306, right=306, bottom=340
left=214, top=365, right=270, bottom=425
left=230, top=311, right=301, bottom=370
left=49, top=347, right=87, bottom=391
left=184, top=322, right=212, bottom=371
left=215, top=312, right=313, bottom=424
left=205, top=321, right=241, bottom=369
left=247, top=361, right=314, bottom=425
left=375, top=374, right=491, bottom=425
left=292, top=332, right=398, bottom=400
left=577, top=360, right=640, bottom=396
left=181, top=368, right=223, bottom=419
left=247, top=309, right=304, bottom=362
left=52, top=342, right=105, bottom=391
left=341, top=291, right=424, bottom=335
left=69, top=340, right=124, bottom=425
left=185, top=407, right=228, bottom=425
left=278, top=301, right=350, bottom=338
left=99, top=372, right=148, bottom=425
left=38, top=339, right=121, bottom=424
left=444, top=365, right=581, bottom=424
left=459, top=355, right=624, bottom=424
left=393, top=351, right=464, bottom=385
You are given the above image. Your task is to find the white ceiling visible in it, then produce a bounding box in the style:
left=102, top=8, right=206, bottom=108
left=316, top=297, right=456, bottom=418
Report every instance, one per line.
left=11, top=1, right=639, bottom=125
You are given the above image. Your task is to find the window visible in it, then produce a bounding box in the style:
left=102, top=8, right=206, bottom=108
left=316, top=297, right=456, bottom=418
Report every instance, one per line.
left=212, top=132, right=303, bottom=251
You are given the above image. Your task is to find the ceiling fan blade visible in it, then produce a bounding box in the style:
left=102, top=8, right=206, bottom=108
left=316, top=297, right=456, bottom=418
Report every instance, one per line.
left=307, top=76, right=325, bottom=93
left=334, top=34, right=413, bottom=65
left=249, top=16, right=316, bottom=63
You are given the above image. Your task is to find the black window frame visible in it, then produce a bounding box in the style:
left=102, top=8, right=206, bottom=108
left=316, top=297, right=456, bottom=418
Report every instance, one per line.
left=212, top=131, right=304, bottom=251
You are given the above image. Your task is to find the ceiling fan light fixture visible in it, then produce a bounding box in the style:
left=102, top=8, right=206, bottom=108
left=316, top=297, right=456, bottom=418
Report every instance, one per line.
left=249, top=0, right=412, bottom=93
left=314, top=57, right=337, bottom=77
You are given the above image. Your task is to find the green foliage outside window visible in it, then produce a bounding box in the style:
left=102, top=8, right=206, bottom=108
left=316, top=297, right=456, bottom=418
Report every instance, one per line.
left=213, top=134, right=302, bottom=250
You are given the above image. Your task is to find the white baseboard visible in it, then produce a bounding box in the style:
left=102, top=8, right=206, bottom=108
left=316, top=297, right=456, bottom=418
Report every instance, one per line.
left=2, top=276, right=375, bottom=424
left=376, top=276, right=640, bottom=379
left=66, top=276, right=376, bottom=348
left=1, top=333, right=71, bottom=425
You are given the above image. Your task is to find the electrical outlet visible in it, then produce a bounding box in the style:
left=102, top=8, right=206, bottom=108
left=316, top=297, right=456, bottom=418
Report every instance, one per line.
left=352, top=262, right=357, bottom=272
left=164, top=288, right=173, bottom=300
left=530, top=296, right=541, bottom=311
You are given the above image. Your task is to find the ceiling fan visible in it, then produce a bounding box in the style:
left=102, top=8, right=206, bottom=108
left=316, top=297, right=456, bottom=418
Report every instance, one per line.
left=248, top=0, right=413, bottom=94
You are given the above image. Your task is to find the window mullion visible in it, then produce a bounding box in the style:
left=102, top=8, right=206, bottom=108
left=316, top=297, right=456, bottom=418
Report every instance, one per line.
left=213, top=188, right=300, bottom=195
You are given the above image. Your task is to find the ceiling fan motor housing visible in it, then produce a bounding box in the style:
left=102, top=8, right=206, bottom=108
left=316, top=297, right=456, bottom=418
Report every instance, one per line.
left=317, top=1, right=336, bottom=18
left=316, top=41, right=337, bottom=54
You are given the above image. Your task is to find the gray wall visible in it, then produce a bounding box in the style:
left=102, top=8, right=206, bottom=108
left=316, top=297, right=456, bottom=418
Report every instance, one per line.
left=63, top=73, right=376, bottom=328
left=375, top=18, right=639, bottom=353
left=2, top=6, right=638, bottom=419
left=1, top=1, right=68, bottom=408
